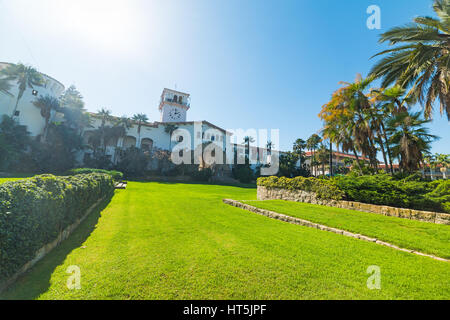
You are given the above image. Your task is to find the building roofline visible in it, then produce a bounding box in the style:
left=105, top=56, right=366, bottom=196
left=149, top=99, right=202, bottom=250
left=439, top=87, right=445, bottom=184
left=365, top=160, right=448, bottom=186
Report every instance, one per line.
left=162, top=88, right=190, bottom=97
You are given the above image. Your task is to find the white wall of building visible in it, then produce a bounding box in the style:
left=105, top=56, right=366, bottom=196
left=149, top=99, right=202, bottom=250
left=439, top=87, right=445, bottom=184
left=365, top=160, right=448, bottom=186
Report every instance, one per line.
left=0, top=62, right=65, bottom=137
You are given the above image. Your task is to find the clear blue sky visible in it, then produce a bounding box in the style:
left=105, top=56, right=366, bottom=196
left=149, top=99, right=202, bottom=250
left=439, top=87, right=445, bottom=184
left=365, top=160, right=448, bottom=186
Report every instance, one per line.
left=0, top=0, right=448, bottom=153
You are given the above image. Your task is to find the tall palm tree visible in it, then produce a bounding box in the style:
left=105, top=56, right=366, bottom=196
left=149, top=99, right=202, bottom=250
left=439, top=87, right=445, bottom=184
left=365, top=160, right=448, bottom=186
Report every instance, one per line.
left=370, top=0, right=450, bottom=120
left=97, top=108, right=112, bottom=151
left=386, top=112, right=438, bottom=172
left=243, top=136, right=255, bottom=165
left=164, top=124, right=178, bottom=151
left=32, top=95, right=60, bottom=142
left=0, top=63, right=45, bottom=116
left=293, top=138, right=306, bottom=158
left=132, top=113, right=149, bottom=148
left=266, top=141, right=273, bottom=155
left=369, top=85, right=417, bottom=173
left=306, top=134, right=322, bottom=176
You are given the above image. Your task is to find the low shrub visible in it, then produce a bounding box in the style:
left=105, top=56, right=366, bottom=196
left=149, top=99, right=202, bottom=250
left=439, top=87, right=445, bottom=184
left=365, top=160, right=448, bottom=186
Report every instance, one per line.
left=0, top=173, right=114, bottom=284
left=68, top=168, right=123, bottom=181
left=190, top=168, right=213, bottom=182
left=258, top=174, right=450, bottom=213
left=257, top=176, right=344, bottom=201
left=233, top=164, right=254, bottom=183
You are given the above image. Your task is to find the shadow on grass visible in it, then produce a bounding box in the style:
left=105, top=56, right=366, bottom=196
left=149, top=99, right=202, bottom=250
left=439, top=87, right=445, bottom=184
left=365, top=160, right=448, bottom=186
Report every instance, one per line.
left=0, top=194, right=113, bottom=300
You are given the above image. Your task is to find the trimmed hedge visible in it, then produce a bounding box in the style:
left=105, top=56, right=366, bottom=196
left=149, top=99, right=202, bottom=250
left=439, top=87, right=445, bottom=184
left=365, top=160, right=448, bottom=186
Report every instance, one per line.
left=334, top=174, right=449, bottom=213
left=257, top=175, right=450, bottom=213
left=68, top=168, right=123, bottom=181
left=257, top=176, right=345, bottom=201
left=0, top=173, right=114, bottom=283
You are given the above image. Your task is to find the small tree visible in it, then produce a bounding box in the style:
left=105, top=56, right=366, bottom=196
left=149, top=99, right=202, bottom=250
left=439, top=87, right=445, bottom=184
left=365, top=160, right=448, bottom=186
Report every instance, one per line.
left=33, top=95, right=60, bottom=143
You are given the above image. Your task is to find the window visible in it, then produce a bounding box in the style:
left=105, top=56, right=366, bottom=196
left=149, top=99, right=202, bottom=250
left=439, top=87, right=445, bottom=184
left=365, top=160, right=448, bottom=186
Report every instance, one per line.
left=211, top=135, right=215, bottom=141
left=173, top=95, right=178, bottom=102
left=179, top=150, right=183, bottom=157
left=178, top=136, right=183, bottom=142
left=220, top=136, right=223, bottom=142
left=179, top=96, right=183, bottom=104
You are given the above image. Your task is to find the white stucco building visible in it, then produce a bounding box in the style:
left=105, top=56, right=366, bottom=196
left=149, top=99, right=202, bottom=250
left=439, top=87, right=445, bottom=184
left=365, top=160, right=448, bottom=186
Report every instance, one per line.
left=0, top=63, right=279, bottom=174
left=0, top=62, right=65, bottom=137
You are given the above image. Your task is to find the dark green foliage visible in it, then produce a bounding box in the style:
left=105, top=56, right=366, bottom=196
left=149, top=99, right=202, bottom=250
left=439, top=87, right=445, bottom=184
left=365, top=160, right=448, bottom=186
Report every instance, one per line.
left=257, top=176, right=344, bottom=200
left=115, top=147, right=150, bottom=178
left=190, top=168, right=213, bottom=182
left=258, top=174, right=450, bottom=213
left=334, top=174, right=449, bottom=213
left=28, top=123, right=83, bottom=174
left=233, top=164, right=254, bottom=183
left=0, top=115, right=31, bottom=171
left=0, top=173, right=114, bottom=283
left=68, top=168, right=123, bottom=181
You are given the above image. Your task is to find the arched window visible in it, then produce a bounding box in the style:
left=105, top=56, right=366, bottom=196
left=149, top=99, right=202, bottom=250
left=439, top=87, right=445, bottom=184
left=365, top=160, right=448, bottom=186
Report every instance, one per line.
left=141, top=138, right=154, bottom=152
left=173, top=95, right=178, bottom=103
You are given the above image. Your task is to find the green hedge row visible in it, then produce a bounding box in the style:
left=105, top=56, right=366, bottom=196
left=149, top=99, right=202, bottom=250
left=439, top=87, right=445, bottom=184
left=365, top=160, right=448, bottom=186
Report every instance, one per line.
left=257, top=175, right=450, bottom=213
left=334, top=174, right=450, bottom=213
left=68, top=168, right=123, bottom=181
left=0, top=173, right=114, bottom=283
left=257, top=176, right=345, bottom=200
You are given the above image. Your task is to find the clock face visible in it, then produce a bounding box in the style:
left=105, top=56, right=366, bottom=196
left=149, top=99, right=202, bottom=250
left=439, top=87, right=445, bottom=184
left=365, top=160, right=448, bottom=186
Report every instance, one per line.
left=169, top=108, right=182, bottom=120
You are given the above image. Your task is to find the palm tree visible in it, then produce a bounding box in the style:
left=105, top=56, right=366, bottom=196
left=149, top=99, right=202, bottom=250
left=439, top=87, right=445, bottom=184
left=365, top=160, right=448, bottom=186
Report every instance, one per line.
left=266, top=141, right=274, bottom=154
left=132, top=113, right=149, bottom=148
left=317, top=143, right=329, bottom=176
left=306, top=134, right=322, bottom=176
left=320, top=74, right=381, bottom=171
left=97, top=108, right=112, bottom=151
left=32, top=95, right=60, bottom=142
left=164, top=124, right=178, bottom=151
left=386, top=112, right=438, bottom=172
left=436, top=153, right=450, bottom=179
left=293, top=138, right=306, bottom=158
left=243, top=136, right=255, bottom=165
left=370, top=0, right=450, bottom=120
left=0, top=63, right=45, bottom=117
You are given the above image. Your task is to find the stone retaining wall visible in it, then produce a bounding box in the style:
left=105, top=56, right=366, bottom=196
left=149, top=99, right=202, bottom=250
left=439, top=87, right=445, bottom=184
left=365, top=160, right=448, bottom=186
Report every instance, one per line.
left=257, top=186, right=450, bottom=225
left=0, top=197, right=106, bottom=294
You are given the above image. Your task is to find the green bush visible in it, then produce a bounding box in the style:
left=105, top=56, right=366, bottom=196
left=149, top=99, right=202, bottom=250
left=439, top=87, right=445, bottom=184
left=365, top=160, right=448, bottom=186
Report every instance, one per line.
left=68, top=168, right=123, bottom=181
left=0, top=173, right=114, bottom=283
left=257, top=176, right=345, bottom=201
left=233, top=164, right=254, bottom=183
left=190, top=168, right=213, bottom=182
left=333, top=174, right=446, bottom=212
left=258, top=174, right=450, bottom=213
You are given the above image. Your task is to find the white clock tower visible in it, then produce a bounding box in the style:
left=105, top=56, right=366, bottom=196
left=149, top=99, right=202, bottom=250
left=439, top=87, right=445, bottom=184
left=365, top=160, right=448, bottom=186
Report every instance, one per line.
left=159, top=88, right=190, bottom=122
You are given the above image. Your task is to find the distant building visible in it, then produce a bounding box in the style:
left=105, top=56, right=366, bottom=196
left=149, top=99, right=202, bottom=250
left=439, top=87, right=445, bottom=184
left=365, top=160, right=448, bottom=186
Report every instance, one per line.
left=305, top=150, right=370, bottom=176
left=0, top=65, right=280, bottom=175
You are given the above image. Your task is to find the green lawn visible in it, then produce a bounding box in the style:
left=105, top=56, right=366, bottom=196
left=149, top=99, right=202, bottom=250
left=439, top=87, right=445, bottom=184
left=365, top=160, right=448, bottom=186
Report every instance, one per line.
left=1, top=182, right=449, bottom=300
left=243, top=200, right=450, bottom=259
left=0, top=174, right=35, bottom=184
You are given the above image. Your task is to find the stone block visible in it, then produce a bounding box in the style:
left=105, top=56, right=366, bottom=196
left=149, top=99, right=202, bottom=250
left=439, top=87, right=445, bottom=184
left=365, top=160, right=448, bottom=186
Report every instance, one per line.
left=435, top=213, right=450, bottom=225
